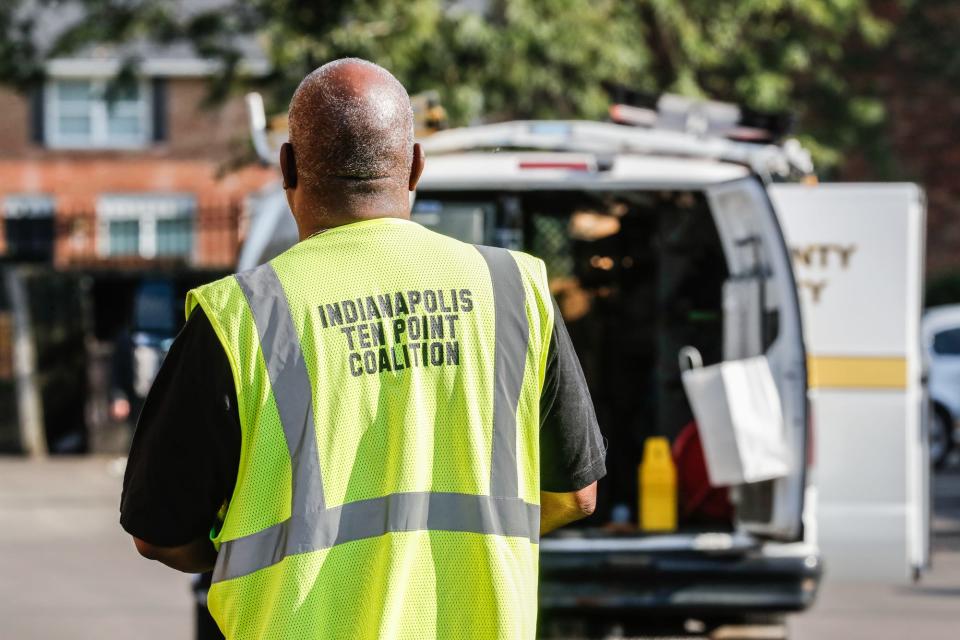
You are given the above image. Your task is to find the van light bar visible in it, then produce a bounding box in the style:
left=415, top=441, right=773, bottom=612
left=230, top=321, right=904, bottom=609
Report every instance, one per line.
left=726, top=126, right=775, bottom=143
left=609, top=103, right=658, bottom=128
left=606, top=87, right=794, bottom=142
left=611, top=102, right=776, bottom=143
left=518, top=161, right=592, bottom=171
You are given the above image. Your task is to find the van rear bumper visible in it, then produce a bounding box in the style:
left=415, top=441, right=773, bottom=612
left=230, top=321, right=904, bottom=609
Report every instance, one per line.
left=539, top=541, right=822, bottom=617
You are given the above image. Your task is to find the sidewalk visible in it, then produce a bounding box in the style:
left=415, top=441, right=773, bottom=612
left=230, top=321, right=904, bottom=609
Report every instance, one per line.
left=0, top=457, right=191, bottom=640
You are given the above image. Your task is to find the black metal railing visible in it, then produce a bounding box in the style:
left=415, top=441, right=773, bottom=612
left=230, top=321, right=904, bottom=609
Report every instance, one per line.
left=1, top=202, right=244, bottom=270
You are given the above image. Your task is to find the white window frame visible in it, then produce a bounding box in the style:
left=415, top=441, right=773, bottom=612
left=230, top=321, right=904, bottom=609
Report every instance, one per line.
left=96, top=194, right=196, bottom=259
left=4, top=194, right=56, bottom=219
left=44, top=77, right=152, bottom=150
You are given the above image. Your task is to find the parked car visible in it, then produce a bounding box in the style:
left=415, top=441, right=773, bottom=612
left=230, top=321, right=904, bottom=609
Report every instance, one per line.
left=922, top=305, right=960, bottom=468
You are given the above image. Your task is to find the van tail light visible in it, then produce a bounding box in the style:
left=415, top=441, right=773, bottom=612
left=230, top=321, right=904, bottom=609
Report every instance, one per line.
left=518, top=161, right=591, bottom=171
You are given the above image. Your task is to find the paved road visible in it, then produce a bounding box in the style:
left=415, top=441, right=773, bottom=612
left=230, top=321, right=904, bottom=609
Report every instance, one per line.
left=0, top=457, right=191, bottom=640
left=2, top=456, right=959, bottom=639
left=789, top=465, right=960, bottom=640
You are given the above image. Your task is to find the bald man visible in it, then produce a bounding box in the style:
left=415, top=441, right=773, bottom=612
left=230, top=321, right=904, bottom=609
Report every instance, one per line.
left=121, top=58, right=605, bottom=639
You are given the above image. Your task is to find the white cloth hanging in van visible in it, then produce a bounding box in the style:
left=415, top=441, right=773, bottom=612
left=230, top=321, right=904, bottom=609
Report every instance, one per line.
left=679, top=346, right=790, bottom=486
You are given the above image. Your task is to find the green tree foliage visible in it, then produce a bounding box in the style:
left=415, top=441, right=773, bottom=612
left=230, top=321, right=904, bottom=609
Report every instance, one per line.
left=1, top=0, right=899, bottom=170
left=633, top=0, right=893, bottom=170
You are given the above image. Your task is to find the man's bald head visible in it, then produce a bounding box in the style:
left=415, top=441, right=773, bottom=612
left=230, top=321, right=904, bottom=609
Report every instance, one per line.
left=287, top=58, right=415, bottom=188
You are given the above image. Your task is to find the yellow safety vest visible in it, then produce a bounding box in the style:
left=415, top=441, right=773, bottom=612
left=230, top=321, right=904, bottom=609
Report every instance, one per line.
left=186, top=217, right=554, bottom=639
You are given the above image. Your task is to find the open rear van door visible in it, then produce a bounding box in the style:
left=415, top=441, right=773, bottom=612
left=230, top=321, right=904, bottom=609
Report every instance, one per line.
left=705, top=178, right=809, bottom=541
left=769, top=183, right=930, bottom=582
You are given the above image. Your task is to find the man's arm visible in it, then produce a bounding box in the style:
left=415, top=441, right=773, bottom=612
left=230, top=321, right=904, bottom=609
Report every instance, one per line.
left=540, top=482, right=598, bottom=536
left=133, top=536, right=218, bottom=574
left=539, top=298, right=607, bottom=535
left=120, top=308, right=240, bottom=570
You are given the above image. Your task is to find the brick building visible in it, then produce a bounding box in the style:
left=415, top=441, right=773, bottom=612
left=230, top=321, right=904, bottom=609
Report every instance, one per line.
left=0, top=42, right=276, bottom=269
left=0, top=10, right=283, bottom=454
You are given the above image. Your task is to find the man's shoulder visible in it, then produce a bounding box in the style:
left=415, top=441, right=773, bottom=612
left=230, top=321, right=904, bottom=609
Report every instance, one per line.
left=186, top=271, right=246, bottom=319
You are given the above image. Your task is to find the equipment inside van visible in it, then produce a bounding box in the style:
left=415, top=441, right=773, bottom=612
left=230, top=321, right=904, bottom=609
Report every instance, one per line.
left=409, top=185, right=803, bottom=537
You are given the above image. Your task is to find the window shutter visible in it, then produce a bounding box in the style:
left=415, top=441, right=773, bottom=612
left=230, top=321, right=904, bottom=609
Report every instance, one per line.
left=151, top=77, right=167, bottom=142
left=29, top=84, right=45, bottom=146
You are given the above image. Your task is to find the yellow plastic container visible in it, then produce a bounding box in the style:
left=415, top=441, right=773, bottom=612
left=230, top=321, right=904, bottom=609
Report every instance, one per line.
left=638, top=436, right=678, bottom=532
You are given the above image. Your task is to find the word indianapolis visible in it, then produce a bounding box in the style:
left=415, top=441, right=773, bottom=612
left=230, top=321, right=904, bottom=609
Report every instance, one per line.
left=317, top=288, right=475, bottom=377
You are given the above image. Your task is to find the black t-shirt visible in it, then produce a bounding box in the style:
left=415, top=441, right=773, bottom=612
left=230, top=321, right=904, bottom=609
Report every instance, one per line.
left=120, top=301, right=606, bottom=546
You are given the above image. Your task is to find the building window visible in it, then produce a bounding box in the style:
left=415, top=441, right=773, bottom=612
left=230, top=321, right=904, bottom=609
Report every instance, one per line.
left=97, top=194, right=195, bottom=259
left=107, top=219, right=140, bottom=256
left=45, top=79, right=152, bottom=149
left=3, top=194, right=56, bottom=261
left=155, top=217, right=194, bottom=257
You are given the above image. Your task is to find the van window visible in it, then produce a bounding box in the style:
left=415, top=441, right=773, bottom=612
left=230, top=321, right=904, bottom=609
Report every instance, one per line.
left=933, top=327, right=960, bottom=355
left=412, top=199, right=494, bottom=245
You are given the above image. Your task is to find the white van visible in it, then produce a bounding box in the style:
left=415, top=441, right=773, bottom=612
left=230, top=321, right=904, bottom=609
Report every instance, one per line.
left=771, top=184, right=930, bottom=583
left=239, top=96, right=928, bottom=636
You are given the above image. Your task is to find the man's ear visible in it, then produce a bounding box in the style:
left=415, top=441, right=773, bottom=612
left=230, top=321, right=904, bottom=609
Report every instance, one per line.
left=280, top=142, right=297, bottom=189
left=408, top=143, right=425, bottom=192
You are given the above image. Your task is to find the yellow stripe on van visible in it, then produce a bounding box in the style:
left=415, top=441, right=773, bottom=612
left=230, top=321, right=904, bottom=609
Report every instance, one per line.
left=807, top=356, right=907, bottom=390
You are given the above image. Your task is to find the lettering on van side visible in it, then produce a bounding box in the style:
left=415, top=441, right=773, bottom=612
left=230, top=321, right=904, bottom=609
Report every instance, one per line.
left=791, top=243, right=858, bottom=304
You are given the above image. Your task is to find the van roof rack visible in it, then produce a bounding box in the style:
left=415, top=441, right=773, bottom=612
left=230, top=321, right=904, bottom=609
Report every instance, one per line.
left=419, top=120, right=813, bottom=180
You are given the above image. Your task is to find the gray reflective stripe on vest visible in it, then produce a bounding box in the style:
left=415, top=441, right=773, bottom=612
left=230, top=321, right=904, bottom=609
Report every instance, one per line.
left=235, top=265, right=325, bottom=516
left=213, top=254, right=536, bottom=584
left=473, top=245, right=529, bottom=498
left=215, top=492, right=540, bottom=582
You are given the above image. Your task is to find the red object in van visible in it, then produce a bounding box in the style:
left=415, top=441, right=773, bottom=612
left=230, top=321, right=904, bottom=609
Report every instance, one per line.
left=672, top=421, right=733, bottom=522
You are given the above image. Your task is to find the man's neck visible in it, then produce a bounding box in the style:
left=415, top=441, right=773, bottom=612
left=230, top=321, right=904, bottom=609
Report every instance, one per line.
left=290, top=182, right=411, bottom=240
left=295, top=209, right=410, bottom=241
